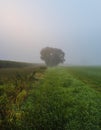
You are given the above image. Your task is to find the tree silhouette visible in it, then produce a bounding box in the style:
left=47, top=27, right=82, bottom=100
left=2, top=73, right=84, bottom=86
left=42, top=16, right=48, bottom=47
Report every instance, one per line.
left=40, top=47, right=65, bottom=67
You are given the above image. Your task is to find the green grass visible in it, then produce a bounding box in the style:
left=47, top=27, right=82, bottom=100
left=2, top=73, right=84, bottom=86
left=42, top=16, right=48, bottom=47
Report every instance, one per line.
left=21, top=67, right=101, bottom=130
left=0, top=66, right=101, bottom=130
left=65, top=66, right=101, bottom=91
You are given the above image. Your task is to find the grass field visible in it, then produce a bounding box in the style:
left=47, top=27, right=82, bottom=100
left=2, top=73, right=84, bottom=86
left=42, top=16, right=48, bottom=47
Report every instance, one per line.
left=0, top=60, right=42, bottom=68
left=0, top=63, right=101, bottom=130
left=66, top=66, right=101, bottom=91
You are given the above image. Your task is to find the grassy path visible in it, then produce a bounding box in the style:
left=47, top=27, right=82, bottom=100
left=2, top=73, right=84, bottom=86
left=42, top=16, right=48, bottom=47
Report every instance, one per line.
left=1, top=67, right=101, bottom=130
left=22, top=67, right=101, bottom=130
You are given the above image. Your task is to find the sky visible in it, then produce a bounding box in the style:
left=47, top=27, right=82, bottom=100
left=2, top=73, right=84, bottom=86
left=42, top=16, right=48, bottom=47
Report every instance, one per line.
left=0, top=0, right=101, bottom=65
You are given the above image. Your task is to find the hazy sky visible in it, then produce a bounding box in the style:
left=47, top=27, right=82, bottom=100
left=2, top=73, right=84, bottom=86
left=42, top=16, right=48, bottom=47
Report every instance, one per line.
left=0, top=0, right=101, bottom=65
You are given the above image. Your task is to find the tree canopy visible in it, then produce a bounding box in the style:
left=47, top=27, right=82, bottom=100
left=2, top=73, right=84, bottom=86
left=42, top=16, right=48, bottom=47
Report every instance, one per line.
left=40, top=47, right=65, bottom=67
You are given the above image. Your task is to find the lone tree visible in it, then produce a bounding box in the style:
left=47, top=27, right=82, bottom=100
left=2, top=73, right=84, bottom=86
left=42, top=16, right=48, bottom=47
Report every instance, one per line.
left=40, top=47, right=65, bottom=67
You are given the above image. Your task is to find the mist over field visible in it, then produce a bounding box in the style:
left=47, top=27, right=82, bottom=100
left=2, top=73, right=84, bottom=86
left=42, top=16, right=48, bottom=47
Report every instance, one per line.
left=0, top=1, right=101, bottom=129
left=0, top=0, right=101, bottom=65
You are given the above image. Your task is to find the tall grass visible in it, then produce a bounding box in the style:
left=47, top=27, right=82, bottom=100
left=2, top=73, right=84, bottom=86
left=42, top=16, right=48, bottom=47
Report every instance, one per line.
left=21, top=68, right=101, bottom=130
left=0, top=67, right=101, bottom=130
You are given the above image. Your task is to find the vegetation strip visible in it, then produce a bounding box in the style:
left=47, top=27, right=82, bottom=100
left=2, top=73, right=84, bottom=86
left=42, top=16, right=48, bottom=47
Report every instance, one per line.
left=0, top=67, right=101, bottom=130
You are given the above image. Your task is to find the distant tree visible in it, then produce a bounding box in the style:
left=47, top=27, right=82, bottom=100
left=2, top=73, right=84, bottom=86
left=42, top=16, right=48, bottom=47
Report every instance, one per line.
left=40, top=47, right=65, bottom=67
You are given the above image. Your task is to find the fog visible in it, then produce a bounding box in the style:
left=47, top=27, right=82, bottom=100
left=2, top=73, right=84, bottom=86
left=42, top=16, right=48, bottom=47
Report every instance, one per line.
left=0, top=0, right=101, bottom=65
